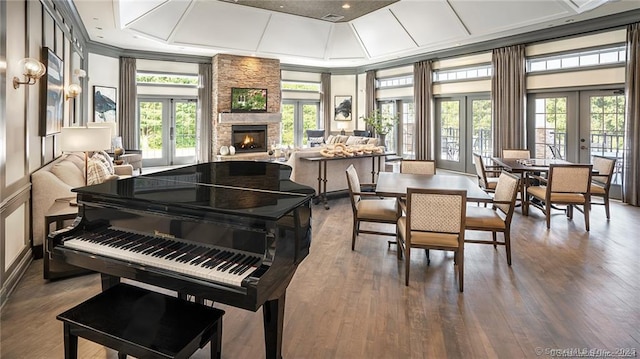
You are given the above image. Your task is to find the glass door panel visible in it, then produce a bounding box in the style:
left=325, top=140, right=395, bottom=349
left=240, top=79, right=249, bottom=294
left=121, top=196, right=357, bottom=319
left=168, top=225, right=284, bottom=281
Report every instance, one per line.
left=139, top=100, right=165, bottom=165
left=436, top=99, right=464, bottom=172
left=532, top=97, right=568, bottom=159
left=173, top=100, right=197, bottom=165
left=282, top=101, right=319, bottom=148
left=401, top=102, right=415, bottom=159
left=468, top=98, right=492, bottom=173
left=281, top=103, right=295, bottom=146
left=302, top=104, right=319, bottom=147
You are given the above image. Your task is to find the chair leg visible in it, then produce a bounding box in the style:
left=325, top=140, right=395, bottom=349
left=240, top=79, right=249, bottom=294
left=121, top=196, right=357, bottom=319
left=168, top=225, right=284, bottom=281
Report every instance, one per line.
left=425, top=249, right=430, bottom=265
left=351, top=218, right=358, bottom=250
left=604, top=196, right=611, bottom=220
left=458, top=249, right=464, bottom=292
left=584, top=203, right=590, bottom=231
left=405, top=247, right=410, bottom=286
left=546, top=206, right=551, bottom=229
left=492, top=232, right=497, bottom=249
left=505, top=231, right=512, bottom=266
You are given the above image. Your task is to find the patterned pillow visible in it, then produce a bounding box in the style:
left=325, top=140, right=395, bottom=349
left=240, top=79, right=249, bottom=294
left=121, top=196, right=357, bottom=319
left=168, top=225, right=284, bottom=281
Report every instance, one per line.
left=309, top=136, right=324, bottom=144
left=326, top=135, right=339, bottom=144
left=87, top=157, right=112, bottom=185
left=92, top=151, right=115, bottom=175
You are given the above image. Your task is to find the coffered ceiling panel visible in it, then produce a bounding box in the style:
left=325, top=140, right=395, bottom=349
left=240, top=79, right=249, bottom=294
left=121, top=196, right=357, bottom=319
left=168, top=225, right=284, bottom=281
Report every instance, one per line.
left=258, top=14, right=332, bottom=59
left=351, top=8, right=417, bottom=58
left=127, top=0, right=191, bottom=41
left=449, top=0, right=571, bottom=36
left=117, top=0, right=166, bottom=28
left=172, top=1, right=270, bottom=51
left=326, top=23, right=367, bottom=61
left=390, top=0, right=468, bottom=48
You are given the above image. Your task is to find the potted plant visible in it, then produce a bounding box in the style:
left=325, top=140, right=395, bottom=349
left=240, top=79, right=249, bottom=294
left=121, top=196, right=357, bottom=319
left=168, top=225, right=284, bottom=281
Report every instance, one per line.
left=360, top=109, right=398, bottom=146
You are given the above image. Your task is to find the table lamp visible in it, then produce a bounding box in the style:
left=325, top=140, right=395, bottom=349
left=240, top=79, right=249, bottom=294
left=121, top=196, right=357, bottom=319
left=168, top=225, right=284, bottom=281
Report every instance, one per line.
left=60, top=127, right=112, bottom=185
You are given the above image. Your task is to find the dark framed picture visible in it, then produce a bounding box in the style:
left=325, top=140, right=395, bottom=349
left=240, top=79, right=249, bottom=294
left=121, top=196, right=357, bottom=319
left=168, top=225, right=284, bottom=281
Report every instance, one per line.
left=39, top=47, right=64, bottom=136
left=94, top=86, right=117, bottom=122
left=335, top=95, right=352, bottom=121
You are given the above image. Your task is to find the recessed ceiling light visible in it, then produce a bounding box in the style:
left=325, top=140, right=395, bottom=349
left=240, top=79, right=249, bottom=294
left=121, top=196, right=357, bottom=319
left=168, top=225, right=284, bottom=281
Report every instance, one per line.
left=565, top=19, right=574, bottom=23
left=342, top=3, right=350, bottom=9
left=97, top=35, right=104, bottom=39
left=279, top=5, right=284, bottom=8
left=96, top=27, right=103, bottom=30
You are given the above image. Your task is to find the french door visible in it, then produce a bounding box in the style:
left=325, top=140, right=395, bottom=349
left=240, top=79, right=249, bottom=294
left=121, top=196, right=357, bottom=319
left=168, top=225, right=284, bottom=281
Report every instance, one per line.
left=281, top=101, right=319, bottom=148
left=138, top=97, right=197, bottom=167
left=528, top=90, right=625, bottom=198
left=435, top=95, right=492, bottom=173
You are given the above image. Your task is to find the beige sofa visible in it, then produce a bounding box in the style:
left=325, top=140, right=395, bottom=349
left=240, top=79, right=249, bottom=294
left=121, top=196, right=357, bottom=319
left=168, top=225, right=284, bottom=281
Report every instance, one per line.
left=31, top=152, right=133, bottom=252
left=286, top=136, right=385, bottom=195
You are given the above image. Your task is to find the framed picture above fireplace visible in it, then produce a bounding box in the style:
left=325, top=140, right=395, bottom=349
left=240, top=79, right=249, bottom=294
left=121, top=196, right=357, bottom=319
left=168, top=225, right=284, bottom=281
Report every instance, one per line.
left=231, top=88, right=268, bottom=113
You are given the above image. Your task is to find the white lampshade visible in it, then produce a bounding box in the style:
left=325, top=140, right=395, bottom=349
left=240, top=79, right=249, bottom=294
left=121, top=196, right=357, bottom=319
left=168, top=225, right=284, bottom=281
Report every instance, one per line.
left=60, top=127, right=112, bottom=152
left=86, top=121, right=117, bottom=140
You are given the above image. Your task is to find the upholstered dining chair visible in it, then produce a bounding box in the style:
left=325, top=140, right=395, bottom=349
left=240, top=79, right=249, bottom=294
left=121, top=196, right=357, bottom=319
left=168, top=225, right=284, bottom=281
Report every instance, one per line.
left=397, top=188, right=466, bottom=291
left=346, top=165, right=400, bottom=251
left=400, top=160, right=436, bottom=175
left=306, top=129, right=325, bottom=147
left=465, top=172, right=520, bottom=265
left=502, top=149, right=531, bottom=159
left=590, top=155, right=617, bottom=219
left=472, top=153, right=501, bottom=194
left=524, top=164, right=593, bottom=231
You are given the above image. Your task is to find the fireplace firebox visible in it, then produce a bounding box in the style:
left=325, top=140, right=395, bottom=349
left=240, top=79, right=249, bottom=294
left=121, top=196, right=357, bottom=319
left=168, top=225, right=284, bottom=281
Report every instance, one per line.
left=231, top=125, right=268, bottom=153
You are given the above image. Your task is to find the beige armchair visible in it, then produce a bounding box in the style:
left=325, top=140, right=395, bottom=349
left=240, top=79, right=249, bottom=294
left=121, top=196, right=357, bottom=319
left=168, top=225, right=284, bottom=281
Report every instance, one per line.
left=525, top=164, right=593, bottom=231
left=345, top=165, right=399, bottom=251
left=400, top=159, right=436, bottom=175
left=590, top=155, right=616, bottom=219
left=472, top=153, right=500, bottom=194
left=397, top=188, right=466, bottom=291
left=501, top=149, right=531, bottom=159
left=465, top=172, right=520, bottom=265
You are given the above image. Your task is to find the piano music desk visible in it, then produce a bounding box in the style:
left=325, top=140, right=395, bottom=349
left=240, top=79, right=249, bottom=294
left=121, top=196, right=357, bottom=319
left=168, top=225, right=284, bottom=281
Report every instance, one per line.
left=57, top=283, right=225, bottom=359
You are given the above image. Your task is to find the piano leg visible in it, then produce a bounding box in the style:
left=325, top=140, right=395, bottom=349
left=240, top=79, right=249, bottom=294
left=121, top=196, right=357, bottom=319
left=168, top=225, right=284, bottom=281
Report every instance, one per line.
left=101, top=274, right=120, bottom=291
left=263, top=293, right=285, bottom=359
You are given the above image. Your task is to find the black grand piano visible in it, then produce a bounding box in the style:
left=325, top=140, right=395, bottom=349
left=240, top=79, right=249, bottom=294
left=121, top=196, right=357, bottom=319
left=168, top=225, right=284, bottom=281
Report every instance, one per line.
left=48, top=161, right=314, bottom=359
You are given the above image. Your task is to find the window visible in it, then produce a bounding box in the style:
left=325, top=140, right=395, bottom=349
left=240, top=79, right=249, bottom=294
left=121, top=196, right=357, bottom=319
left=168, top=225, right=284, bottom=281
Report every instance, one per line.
left=433, top=65, right=492, bottom=82
left=136, top=72, right=198, bottom=86
left=281, top=81, right=321, bottom=92
left=526, top=45, right=626, bottom=73
left=376, top=75, right=413, bottom=88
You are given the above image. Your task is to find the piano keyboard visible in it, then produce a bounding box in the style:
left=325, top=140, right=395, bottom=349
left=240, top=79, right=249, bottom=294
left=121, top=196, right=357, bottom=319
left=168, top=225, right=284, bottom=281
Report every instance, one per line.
left=62, top=227, right=263, bottom=287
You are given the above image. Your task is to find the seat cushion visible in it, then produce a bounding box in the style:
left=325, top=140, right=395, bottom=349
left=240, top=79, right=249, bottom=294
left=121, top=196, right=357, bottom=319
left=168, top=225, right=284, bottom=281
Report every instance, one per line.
left=357, top=198, right=398, bottom=221
left=398, top=217, right=460, bottom=247
left=50, top=160, right=85, bottom=188
left=486, top=177, right=499, bottom=189
left=527, top=186, right=586, bottom=203
left=465, top=206, right=506, bottom=230
left=590, top=183, right=606, bottom=195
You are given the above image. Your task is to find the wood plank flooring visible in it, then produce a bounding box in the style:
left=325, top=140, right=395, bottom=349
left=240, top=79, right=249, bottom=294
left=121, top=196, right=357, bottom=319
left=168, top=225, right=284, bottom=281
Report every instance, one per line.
left=1, top=197, right=639, bottom=358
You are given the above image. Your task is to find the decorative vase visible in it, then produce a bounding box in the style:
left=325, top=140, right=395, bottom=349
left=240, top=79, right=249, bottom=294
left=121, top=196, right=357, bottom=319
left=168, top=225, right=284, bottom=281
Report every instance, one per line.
left=220, top=146, right=229, bottom=156
left=377, top=134, right=386, bottom=148
left=229, top=146, right=236, bottom=155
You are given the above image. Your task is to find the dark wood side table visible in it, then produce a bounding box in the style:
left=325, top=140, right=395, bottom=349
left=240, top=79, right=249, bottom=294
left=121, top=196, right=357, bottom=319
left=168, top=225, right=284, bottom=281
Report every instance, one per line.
left=43, top=197, right=81, bottom=280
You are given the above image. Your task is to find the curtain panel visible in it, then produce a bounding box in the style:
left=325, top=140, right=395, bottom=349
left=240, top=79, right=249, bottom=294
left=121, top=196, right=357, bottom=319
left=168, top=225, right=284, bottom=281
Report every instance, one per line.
left=414, top=60, right=433, bottom=160
left=491, top=44, right=526, bottom=155
left=321, top=72, right=331, bottom=134
left=197, top=63, right=212, bottom=163
left=365, top=70, right=376, bottom=133
left=119, top=57, right=137, bottom=149
left=623, top=23, right=640, bottom=206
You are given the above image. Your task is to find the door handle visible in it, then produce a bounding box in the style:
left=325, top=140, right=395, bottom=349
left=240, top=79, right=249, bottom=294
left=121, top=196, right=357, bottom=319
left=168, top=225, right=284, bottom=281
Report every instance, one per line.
left=580, top=145, right=587, bottom=150
left=170, top=127, right=174, bottom=141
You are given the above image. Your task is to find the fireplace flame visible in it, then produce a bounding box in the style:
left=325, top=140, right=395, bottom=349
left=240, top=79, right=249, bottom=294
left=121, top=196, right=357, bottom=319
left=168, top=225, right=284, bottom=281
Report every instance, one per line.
left=243, top=135, right=254, bottom=145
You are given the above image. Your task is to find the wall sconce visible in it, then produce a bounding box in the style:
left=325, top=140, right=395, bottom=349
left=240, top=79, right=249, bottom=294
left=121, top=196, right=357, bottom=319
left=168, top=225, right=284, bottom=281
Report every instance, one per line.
left=66, top=83, right=82, bottom=100
left=13, top=58, right=46, bottom=89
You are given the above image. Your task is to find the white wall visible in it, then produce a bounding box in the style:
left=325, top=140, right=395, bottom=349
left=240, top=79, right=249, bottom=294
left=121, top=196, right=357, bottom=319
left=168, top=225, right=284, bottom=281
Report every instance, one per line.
left=87, top=53, right=119, bottom=123
left=331, top=74, right=356, bottom=133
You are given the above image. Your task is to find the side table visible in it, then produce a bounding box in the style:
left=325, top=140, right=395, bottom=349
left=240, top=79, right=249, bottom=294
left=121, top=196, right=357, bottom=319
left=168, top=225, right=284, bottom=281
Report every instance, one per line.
left=43, top=197, right=83, bottom=280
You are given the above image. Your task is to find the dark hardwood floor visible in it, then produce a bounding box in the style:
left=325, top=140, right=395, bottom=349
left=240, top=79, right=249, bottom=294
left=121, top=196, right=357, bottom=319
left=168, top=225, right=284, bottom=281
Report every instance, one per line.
left=1, top=197, right=639, bottom=358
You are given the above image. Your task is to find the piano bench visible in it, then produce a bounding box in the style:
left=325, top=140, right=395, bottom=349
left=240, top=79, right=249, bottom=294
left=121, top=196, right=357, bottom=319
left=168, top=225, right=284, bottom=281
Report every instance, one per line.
left=56, top=283, right=224, bottom=359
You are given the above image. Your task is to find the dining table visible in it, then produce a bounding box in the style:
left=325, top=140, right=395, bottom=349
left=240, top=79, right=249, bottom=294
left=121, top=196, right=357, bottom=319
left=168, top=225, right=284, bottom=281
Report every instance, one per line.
left=375, top=172, right=493, bottom=203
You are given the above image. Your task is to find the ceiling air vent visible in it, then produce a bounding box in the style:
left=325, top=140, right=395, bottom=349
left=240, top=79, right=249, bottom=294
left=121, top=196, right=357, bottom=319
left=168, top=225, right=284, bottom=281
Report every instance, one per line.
left=321, top=14, right=345, bottom=22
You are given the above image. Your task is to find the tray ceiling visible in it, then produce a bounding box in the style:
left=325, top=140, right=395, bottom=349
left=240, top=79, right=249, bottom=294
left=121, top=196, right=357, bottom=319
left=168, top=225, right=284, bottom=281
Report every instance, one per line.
left=74, top=0, right=640, bottom=68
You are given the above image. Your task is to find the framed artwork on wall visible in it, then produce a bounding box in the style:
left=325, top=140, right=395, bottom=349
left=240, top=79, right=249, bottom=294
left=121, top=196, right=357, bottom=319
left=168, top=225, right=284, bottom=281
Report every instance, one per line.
left=93, top=86, right=117, bottom=122
left=334, top=95, right=352, bottom=121
left=39, top=47, right=64, bottom=136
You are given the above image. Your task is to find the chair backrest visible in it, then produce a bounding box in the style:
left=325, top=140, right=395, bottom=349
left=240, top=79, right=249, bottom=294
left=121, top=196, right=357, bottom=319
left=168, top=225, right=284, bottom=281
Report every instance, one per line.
left=400, top=160, right=436, bottom=175
left=548, top=164, right=593, bottom=194
left=591, top=155, right=616, bottom=187
left=472, top=153, right=488, bottom=187
left=502, top=149, right=530, bottom=159
left=345, top=164, right=362, bottom=205
left=406, top=188, right=466, bottom=236
left=353, top=130, right=371, bottom=137
left=493, top=172, right=520, bottom=222
left=547, top=144, right=563, bottom=159
left=306, top=129, right=325, bottom=147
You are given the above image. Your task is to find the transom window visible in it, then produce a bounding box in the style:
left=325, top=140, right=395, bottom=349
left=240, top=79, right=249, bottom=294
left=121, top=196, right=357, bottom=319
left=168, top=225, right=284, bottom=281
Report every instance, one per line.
left=376, top=75, right=413, bottom=88
left=433, top=65, right=492, bottom=82
left=527, top=45, right=626, bottom=73
left=136, top=72, right=198, bottom=86
left=281, top=81, right=321, bottom=92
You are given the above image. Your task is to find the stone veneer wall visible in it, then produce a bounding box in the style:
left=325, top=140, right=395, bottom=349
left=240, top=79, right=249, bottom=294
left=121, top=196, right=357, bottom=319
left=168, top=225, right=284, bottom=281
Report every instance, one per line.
left=212, top=54, right=281, bottom=158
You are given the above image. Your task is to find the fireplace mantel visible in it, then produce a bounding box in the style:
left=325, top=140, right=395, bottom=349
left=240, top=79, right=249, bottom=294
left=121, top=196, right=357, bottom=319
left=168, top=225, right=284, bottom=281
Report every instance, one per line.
left=218, top=112, right=281, bottom=124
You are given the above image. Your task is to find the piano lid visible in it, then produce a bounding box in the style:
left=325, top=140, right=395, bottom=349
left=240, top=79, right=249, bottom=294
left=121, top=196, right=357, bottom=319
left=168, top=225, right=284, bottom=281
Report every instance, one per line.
left=72, top=161, right=314, bottom=220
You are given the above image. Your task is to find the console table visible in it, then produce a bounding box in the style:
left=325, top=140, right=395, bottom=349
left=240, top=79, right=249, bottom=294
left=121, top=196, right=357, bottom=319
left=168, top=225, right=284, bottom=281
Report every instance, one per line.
left=302, top=152, right=393, bottom=210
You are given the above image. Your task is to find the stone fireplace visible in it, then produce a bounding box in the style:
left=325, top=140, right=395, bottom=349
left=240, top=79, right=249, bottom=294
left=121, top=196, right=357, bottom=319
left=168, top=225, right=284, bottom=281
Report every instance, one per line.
left=211, top=54, right=282, bottom=159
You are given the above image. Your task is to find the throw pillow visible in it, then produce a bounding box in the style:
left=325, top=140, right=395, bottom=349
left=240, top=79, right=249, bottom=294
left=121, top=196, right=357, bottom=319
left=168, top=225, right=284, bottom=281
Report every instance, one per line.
left=309, top=136, right=324, bottom=145
left=92, top=151, right=115, bottom=175
left=50, top=160, right=86, bottom=188
left=345, top=136, right=361, bottom=146
left=326, top=135, right=337, bottom=144
left=87, top=157, right=112, bottom=185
